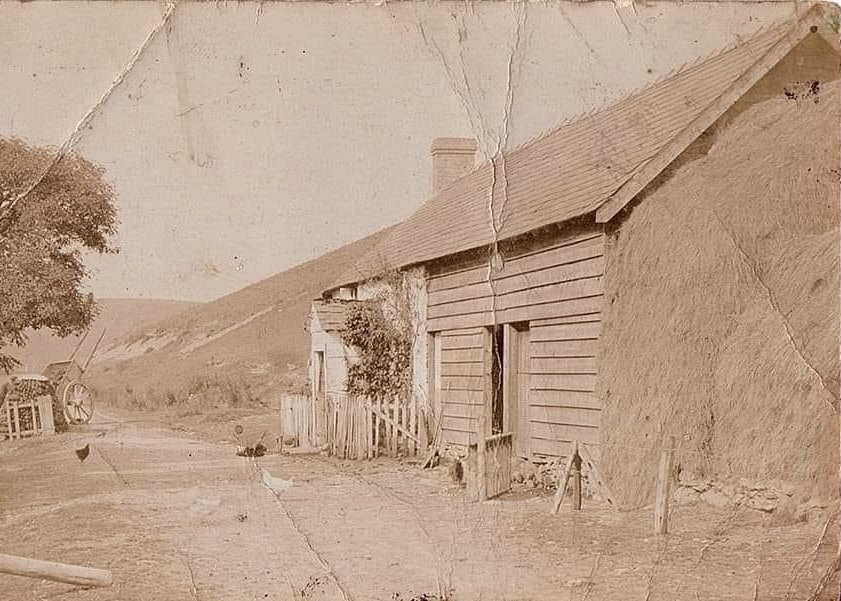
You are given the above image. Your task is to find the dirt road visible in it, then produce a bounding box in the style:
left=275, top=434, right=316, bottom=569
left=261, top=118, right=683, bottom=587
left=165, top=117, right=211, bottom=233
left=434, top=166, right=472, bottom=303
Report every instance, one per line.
left=1, top=410, right=838, bottom=600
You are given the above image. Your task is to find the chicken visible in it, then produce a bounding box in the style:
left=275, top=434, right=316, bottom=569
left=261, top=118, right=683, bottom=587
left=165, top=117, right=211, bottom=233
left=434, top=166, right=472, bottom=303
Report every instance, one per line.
left=260, top=468, right=293, bottom=494
left=75, top=444, right=90, bottom=463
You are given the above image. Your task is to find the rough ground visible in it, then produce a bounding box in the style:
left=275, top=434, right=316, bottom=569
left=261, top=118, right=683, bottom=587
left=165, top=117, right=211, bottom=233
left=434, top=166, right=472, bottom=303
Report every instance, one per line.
left=1, top=410, right=838, bottom=601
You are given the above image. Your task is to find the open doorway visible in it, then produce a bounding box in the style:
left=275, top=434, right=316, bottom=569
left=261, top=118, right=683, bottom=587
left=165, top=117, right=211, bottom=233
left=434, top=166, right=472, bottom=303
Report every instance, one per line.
left=313, top=350, right=325, bottom=398
left=490, top=326, right=504, bottom=434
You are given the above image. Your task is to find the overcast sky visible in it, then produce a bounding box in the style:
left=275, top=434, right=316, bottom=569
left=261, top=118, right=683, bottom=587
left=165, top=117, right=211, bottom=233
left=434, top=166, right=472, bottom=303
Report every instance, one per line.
left=0, top=1, right=794, bottom=302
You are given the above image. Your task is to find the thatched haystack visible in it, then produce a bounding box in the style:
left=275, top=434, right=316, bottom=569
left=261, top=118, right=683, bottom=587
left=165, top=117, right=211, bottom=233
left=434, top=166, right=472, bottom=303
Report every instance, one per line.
left=598, top=65, right=839, bottom=508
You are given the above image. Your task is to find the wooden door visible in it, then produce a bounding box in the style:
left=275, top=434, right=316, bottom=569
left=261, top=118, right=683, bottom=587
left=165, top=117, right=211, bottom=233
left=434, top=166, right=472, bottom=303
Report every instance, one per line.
left=504, top=324, right=531, bottom=458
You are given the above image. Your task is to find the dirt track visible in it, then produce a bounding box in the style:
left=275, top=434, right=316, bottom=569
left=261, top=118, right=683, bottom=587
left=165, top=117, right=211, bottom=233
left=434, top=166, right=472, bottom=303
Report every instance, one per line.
left=1, top=410, right=838, bottom=601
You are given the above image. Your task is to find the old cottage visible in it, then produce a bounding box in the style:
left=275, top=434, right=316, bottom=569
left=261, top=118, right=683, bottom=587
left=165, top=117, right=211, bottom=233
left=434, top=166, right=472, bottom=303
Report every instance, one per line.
left=315, top=7, right=840, bottom=504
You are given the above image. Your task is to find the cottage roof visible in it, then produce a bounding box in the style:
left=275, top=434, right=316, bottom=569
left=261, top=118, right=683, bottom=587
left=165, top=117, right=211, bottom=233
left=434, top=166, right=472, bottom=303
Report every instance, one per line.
left=311, top=300, right=359, bottom=332
left=328, top=7, right=833, bottom=292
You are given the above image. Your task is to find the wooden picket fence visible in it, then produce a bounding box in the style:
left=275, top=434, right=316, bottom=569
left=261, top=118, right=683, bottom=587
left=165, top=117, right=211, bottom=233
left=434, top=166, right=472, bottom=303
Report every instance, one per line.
left=325, top=393, right=425, bottom=460
left=279, top=393, right=316, bottom=448
left=279, top=392, right=427, bottom=459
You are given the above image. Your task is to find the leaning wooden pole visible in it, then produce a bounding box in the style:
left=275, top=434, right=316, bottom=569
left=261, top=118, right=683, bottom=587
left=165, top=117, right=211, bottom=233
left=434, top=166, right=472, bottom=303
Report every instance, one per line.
left=66, top=329, right=91, bottom=367
left=654, top=436, right=676, bottom=535
left=82, top=328, right=107, bottom=371
left=0, top=553, right=113, bottom=588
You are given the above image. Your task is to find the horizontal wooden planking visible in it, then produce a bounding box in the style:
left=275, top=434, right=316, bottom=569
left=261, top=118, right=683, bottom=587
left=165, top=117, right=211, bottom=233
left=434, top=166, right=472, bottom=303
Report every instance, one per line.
left=529, top=406, right=601, bottom=428
left=438, top=389, right=485, bottom=405
left=492, top=256, right=604, bottom=297
left=429, top=298, right=604, bottom=332
left=441, top=347, right=484, bottom=363
left=430, top=276, right=603, bottom=320
left=498, top=296, right=604, bottom=325
left=496, top=276, right=603, bottom=312
left=530, top=356, right=597, bottom=374
left=428, top=264, right=490, bottom=293
left=494, top=234, right=604, bottom=280
left=531, top=312, right=601, bottom=327
left=429, top=280, right=492, bottom=308
left=530, top=339, right=599, bottom=358
left=440, top=375, right=485, bottom=392
left=530, top=438, right=600, bottom=459
left=439, top=333, right=484, bottom=351
left=440, top=327, right=486, bottom=338
left=530, top=374, right=598, bottom=392
left=428, top=296, right=494, bottom=320
left=441, top=403, right=484, bottom=418
left=531, top=321, right=602, bottom=342
left=440, top=362, right=485, bottom=377
left=529, top=422, right=600, bottom=445
left=429, top=255, right=603, bottom=310
left=441, top=415, right=478, bottom=433
left=427, top=232, right=603, bottom=294
left=528, top=390, right=602, bottom=410
left=429, top=312, right=495, bottom=332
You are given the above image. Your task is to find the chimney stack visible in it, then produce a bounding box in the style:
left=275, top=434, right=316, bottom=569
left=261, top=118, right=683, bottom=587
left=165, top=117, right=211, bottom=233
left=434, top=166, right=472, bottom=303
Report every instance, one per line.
left=431, top=137, right=477, bottom=195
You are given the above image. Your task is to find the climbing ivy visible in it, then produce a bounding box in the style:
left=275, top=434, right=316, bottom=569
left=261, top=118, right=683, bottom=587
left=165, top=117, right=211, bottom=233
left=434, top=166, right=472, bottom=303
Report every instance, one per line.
left=341, top=274, right=413, bottom=399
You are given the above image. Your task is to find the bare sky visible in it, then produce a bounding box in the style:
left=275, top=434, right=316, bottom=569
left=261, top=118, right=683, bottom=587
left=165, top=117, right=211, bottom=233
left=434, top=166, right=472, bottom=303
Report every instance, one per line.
left=0, top=1, right=794, bottom=302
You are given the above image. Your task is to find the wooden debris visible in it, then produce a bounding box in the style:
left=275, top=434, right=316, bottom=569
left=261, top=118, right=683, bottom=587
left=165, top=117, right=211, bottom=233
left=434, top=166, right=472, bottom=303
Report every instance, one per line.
left=0, top=553, right=113, bottom=588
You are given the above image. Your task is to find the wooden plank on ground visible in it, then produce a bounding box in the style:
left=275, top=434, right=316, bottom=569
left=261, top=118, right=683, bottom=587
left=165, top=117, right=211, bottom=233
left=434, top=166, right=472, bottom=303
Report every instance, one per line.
left=0, top=553, right=113, bottom=588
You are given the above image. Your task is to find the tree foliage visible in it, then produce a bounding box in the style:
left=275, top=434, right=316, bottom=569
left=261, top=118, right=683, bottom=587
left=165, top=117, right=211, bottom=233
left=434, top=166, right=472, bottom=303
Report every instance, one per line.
left=0, top=137, right=118, bottom=373
left=341, top=277, right=414, bottom=399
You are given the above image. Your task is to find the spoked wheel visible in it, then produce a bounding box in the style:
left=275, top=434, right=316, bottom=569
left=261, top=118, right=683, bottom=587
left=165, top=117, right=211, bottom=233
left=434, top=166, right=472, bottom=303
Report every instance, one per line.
left=63, top=381, right=94, bottom=424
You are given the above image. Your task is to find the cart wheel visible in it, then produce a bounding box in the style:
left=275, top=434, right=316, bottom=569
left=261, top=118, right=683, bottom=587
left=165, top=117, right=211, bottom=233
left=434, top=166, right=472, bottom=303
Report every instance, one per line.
left=63, top=381, right=93, bottom=425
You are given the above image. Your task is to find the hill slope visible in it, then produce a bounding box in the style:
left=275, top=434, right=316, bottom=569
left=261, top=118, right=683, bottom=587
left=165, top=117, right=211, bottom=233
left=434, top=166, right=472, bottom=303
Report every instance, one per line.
left=88, top=226, right=395, bottom=408
left=8, top=298, right=199, bottom=373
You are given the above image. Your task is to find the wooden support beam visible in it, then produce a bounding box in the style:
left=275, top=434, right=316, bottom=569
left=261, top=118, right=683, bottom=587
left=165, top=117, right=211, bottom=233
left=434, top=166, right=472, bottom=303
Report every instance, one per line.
left=654, top=436, right=676, bottom=535
left=571, top=441, right=582, bottom=511
left=476, top=415, right=487, bottom=502
left=0, top=553, right=113, bottom=588
left=579, top=442, right=619, bottom=511
left=551, top=440, right=578, bottom=515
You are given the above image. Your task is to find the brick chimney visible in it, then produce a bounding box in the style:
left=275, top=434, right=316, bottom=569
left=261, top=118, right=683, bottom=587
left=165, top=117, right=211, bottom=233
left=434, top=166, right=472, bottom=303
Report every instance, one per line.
left=431, top=137, right=477, bottom=195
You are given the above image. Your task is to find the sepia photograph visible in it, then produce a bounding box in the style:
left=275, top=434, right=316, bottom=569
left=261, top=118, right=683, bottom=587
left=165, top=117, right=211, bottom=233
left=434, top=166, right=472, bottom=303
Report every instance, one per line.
left=0, top=1, right=839, bottom=600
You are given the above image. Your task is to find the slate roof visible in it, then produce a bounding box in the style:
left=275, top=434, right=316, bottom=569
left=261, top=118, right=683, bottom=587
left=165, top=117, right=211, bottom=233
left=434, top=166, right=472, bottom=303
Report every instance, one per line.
left=327, top=10, right=824, bottom=292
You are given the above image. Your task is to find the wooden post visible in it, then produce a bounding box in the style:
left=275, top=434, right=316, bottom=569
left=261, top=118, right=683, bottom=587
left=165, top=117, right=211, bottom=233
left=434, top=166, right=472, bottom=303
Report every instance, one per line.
left=37, top=396, right=55, bottom=436
left=374, top=396, right=381, bottom=458
left=476, top=415, right=487, bottom=502
left=550, top=440, right=578, bottom=515
left=571, top=442, right=582, bottom=511
left=401, top=396, right=409, bottom=456
left=391, top=396, right=399, bottom=457
left=278, top=396, right=285, bottom=455
left=0, top=553, right=113, bottom=588
left=408, top=394, right=415, bottom=456
left=654, top=436, right=676, bottom=535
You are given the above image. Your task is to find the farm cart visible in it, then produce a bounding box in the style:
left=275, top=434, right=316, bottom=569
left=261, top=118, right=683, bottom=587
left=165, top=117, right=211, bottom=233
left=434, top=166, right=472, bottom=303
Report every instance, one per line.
left=1, top=329, right=105, bottom=440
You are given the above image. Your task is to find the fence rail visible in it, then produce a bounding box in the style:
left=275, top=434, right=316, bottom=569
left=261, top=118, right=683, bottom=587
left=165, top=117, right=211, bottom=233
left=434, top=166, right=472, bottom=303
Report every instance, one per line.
left=279, top=392, right=427, bottom=459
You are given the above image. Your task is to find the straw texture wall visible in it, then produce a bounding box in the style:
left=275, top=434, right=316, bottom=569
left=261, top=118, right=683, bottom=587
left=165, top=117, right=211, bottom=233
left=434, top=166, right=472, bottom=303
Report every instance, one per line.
left=598, top=50, right=839, bottom=507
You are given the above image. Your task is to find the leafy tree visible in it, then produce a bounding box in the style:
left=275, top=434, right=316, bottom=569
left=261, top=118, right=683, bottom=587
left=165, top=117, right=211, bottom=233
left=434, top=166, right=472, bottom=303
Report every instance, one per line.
left=0, top=137, right=118, bottom=373
left=341, top=294, right=412, bottom=399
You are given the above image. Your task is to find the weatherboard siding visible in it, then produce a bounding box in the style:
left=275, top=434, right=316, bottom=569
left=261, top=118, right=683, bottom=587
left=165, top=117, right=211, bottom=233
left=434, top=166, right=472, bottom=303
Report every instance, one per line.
left=427, top=229, right=606, bottom=456
left=437, top=327, right=487, bottom=447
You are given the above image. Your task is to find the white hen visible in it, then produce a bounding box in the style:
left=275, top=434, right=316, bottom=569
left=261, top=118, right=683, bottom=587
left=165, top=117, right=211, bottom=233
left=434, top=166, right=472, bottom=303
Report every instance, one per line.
left=260, top=468, right=294, bottom=494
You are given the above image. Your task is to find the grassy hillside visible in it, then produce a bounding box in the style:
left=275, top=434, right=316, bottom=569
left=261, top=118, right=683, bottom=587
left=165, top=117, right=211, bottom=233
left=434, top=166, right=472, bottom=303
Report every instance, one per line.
left=7, top=298, right=198, bottom=373
left=88, top=226, right=395, bottom=412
